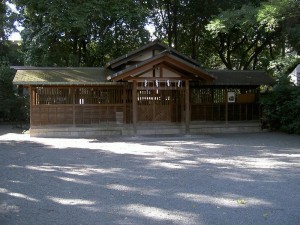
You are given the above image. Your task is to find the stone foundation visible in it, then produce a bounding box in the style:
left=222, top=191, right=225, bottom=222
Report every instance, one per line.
left=30, top=121, right=263, bottom=138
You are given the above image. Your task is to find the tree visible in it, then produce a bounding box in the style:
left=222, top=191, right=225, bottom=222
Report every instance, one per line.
left=0, top=0, right=19, bottom=64
left=11, top=0, right=300, bottom=70
left=0, top=66, right=28, bottom=123
left=205, top=0, right=300, bottom=70
left=261, top=55, right=300, bottom=134
left=148, top=0, right=262, bottom=67
left=16, top=0, right=150, bottom=66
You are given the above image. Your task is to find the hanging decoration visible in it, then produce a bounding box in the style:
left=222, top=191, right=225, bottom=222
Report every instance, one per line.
left=178, top=80, right=181, bottom=87
left=167, top=80, right=170, bottom=87
left=144, top=80, right=147, bottom=87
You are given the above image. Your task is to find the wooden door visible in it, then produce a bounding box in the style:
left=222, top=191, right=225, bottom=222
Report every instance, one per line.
left=137, top=90, right=181, bottom=122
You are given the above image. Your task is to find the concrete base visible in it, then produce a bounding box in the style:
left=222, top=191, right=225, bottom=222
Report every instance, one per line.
left=30, top=124, right=134, bottom=138
left=30, top=121, right=263, bottom=138
left=190, top=121, right=262, bottom=134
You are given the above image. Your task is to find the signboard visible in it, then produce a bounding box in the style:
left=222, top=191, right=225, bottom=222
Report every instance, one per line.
left=228, top=92, right=235, bottom=103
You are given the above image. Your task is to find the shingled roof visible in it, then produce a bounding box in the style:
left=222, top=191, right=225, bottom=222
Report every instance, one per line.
left=108, top=51, right=215, bottom=82
left=12, top=67, right=115, bottom=86
left=106, top=39, right=202, bottom=70
left=12, top=67, right=275, bottom=86
left=203, top=70, right=275, bottom=86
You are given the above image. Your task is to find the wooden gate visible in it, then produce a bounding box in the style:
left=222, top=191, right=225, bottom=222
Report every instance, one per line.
left=137, top=89, right=182, bottom=122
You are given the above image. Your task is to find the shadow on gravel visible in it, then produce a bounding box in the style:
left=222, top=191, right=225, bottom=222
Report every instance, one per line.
left=0, top=132, right=300, bottom=225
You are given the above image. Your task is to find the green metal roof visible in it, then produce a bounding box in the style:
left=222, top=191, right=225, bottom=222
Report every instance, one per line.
left=12, top=67, right=115, bottom=86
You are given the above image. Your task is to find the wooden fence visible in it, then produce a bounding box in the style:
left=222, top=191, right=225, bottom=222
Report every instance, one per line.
left=190, top=87, right=260, bottom=122
left=31, top=86, right=130, bottom=126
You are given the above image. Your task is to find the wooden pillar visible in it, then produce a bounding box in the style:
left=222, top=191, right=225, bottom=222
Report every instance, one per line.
left=123, top=85, right=127, bottom=124
left=72, top=87, right=76, bottom=127
left=185, top=80, right=190, bottom=134
left=225, top=88, right=228, bottom=124
left=30, top=87, right=33, bottom=128
left=181, top=89, right=184, bottom=123
left=132, top=80, right=137, bottom=134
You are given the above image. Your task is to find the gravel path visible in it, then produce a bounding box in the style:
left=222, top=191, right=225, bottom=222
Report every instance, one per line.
left=0, top=126, right=300, bottom=225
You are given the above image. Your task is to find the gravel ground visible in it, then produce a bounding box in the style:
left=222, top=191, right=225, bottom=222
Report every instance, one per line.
left=0, top=125, right=300, bottom=225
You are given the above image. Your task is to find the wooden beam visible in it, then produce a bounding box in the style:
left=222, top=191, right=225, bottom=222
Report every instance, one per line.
left=112, top=64, right=155, bottom=81
left=111, top=54, right=215, bottom=82
left=131, top=77, right=189, bottom=81
left=160, top=64, right=191, bottom=79
left=122, top=67, right=156, bottom=81
left=162, top=55, right=214, bottom=80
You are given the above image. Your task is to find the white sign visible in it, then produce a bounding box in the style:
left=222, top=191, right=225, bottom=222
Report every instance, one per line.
left=228, top=92, right=235, bottom=103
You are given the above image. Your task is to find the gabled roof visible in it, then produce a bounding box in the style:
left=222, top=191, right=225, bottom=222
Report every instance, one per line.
left=106, top=39, right=201, bottom=70
left=200, top=70, right=275, bottom=86
left=108, top=51, right=215, bottom=82
left=12, top=67, right=116, bottom=86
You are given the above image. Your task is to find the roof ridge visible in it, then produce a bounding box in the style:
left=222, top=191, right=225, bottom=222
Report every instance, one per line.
left=105, top=40, right=202, bottom=69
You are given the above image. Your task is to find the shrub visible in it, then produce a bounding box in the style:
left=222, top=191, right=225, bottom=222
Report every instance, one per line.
left=261, top=85, right=300, bottom=134
left=0, top=66, right=29, bottom=125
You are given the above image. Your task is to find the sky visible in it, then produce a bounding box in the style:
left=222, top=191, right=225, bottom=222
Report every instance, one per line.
left=7, top=2, right=23, bottom=41
left=9, top=32, right=22, bottom=41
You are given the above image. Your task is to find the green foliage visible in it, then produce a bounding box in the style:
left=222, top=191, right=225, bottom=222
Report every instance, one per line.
left=205, top=0, right=300, bottom=70
left=6, top=0, right=300, bottom=70
left=16, top=0, right=150, bottom=66
left=261, top=51, right=300, bottom=134
left=261, top=56, right=300, bottom=134
left=268, top=55, right=300, bottom=84
left=1, top=0, right=21, bottom=66
left=0, top=66, right=28, bottom=124
left=1, top=40, right=24, bottom=65
left=0, top=0, right=19, bottom=41
left=261, top=85, right=300, bottom=134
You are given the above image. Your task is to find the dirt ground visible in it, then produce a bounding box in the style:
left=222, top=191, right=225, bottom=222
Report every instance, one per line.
left=0, top=125, right=300, bottom=225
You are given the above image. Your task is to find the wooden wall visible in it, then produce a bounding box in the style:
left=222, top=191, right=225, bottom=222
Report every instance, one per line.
left=29, top=85, right=261, bottom=127
left=30, top=86, right=130, bottom=126
left=31, top=105, right=124, bottom=126
left=191, top=103, right=260, bottom=121
left=190, top=86, right=260, bottom=122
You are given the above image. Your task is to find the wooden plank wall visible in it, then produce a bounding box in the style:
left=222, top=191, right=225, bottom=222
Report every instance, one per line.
left=31, top=86, right=130, bottom=126
left=191, top=103, right=260, bottom=121
left=30, top=85, right=261, bottom=126
left=190, top=87, right=260, bottom=122
left=31, top=104, right=127, bottom=126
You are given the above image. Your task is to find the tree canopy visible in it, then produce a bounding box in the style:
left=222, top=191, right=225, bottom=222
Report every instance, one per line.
left=206, top=0, right=300, bottom=70
left=1, top=0, right=20, bottom=64
left=2, top=0, right=297, bottom=70
left=14, top=0, right=150, bottom=66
